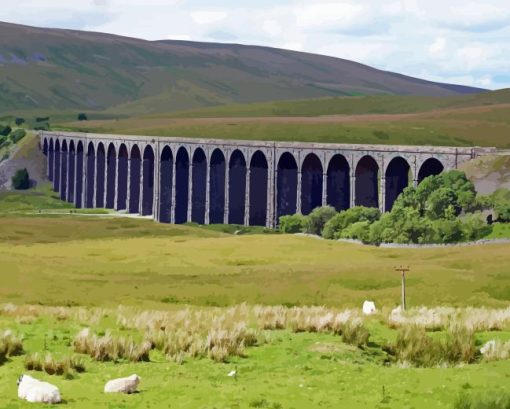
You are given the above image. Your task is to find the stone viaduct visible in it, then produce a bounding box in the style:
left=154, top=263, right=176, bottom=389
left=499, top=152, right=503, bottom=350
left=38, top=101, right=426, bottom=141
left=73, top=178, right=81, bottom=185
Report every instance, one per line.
left=40, top=131, right=495, bottom=228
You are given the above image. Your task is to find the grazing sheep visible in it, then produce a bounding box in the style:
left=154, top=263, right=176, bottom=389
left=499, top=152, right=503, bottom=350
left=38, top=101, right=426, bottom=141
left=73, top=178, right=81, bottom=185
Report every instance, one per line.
left=17, top=374, right=61, bottom=404
left=104, top=374, right=141, bottom=394
left=362, top=301, right=377, bottom=315
left=480, top=340, right=496, bottom=355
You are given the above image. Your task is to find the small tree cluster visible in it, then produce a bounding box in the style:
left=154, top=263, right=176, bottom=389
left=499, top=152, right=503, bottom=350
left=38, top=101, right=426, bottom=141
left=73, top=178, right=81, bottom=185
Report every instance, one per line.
left=11, top=168, right=30, bottom=190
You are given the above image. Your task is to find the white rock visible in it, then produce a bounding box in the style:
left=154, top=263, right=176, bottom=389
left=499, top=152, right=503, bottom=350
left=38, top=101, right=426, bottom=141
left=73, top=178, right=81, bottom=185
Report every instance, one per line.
left=17, top=375, right=61, bottom=404
left=104, top=374, right=141, bottom=394
left=362, top=300, right=377, bottom=315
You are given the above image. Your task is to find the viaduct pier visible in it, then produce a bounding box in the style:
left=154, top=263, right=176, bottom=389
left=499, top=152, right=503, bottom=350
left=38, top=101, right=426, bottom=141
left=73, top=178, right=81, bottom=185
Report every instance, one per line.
left=40, top=131, right=496, bottom=227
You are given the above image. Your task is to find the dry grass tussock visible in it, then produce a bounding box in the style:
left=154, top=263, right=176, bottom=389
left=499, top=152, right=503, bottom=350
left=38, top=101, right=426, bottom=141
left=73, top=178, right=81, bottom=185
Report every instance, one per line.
left=480, top=339, right=510, bottom=362
left=389, top=323, right=477, bottom=367
left=0, top=329, right=24, bottom=364
left=388, top=306, right=510, bottom=331
left=1, top=303, right=107, bottom=326
left=24, top=353, right=86, bottom=378
left=73, top=328, right=151, bottom=362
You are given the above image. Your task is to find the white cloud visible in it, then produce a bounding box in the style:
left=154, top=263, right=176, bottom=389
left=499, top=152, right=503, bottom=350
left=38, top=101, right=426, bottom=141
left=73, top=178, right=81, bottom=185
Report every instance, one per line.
left=429, top=37, right=446, bottom=55
left=190, top=10, right=227, bottom=25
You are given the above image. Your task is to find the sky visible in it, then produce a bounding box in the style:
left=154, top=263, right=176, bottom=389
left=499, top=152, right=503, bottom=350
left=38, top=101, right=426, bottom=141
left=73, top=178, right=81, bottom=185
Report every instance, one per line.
left=0, top=0, right=509, bottom=90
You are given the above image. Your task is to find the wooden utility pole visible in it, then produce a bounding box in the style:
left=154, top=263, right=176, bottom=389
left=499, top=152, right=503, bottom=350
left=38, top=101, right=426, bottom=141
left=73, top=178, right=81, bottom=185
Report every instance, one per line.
left=394, top=266, right=410, bottom=310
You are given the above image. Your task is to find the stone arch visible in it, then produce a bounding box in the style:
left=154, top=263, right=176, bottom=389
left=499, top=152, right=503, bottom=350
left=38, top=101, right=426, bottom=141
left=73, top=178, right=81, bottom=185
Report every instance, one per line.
left=327, top=154, right=350, bottom=211
left=105, top=143, right=116, bottom=209
left=191, top=147, right=207, bottom=224
left=67, top=140, right=76, bottom=203
left=75, top=141, right=84, bottom=208
left=249, top=150, right=268, bottom=226
left=277, top=152, right=298, bottom=220
left=60, top=140, right=68, bottom=200
left=159, top=145, right=173, bottom=223
left=95, top=142, right=106, bottom=208
left=418, top=158, right=444, bottom=183
left=53, top=139, right=61, bottom=192
left=48, top=138, right=54, bottom=182
left=209, top=148, right=226, bottom=224
left=117, top=144, right=128, bottom=211
left=142, top=145, right=155, bottom=216
left=385, top=156, right=410, bottom=212
left=129, top=144, right=141, bottom=213
left=175, top=147, right=189, bottom=224
left=86, top=142, right=95, bottom=208
left=301, top=153, right=323, bottom=215
left=228, top=149, right=246, bottom=224
left=355, top=155, right=379, bottom=208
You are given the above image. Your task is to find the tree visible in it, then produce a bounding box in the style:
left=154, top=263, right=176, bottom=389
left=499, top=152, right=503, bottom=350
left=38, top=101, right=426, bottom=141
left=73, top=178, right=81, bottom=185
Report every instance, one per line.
left=15, top=118, right=25, bottom=126
left=279, top=214, right=307, bottom=233
left=0, top=125, right=12, bottom=136
left=9, top=129, right=26, bottom=143
left=305, top=206, right=337, bottom=235
left=78, top=113, right=88, bottom=121
left=11, top=168, right=30, bottom=190
left=322, top=206, right=380, bottom=239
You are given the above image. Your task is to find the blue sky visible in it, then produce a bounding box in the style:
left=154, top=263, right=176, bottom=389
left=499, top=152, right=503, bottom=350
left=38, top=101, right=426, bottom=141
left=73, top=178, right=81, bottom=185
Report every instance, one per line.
left=1, top=0, right=509, bottom=90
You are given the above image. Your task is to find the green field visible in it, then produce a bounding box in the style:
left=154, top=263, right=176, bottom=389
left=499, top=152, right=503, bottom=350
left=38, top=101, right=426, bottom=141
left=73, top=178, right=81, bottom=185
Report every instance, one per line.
left=56, top=100, right=510, bottom=148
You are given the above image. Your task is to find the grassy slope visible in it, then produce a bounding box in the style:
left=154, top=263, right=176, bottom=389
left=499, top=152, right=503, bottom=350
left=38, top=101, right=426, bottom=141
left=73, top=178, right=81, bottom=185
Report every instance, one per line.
left=1, top=215, right=509, bottom=308
left=56, top=91, right=510, bottom=148
left=0, top=311, right=509, bottom=409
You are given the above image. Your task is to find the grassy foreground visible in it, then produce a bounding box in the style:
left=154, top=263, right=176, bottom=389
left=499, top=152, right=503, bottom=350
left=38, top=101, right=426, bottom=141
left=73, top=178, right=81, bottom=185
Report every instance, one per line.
left=0, top=304, right=509, bottom=409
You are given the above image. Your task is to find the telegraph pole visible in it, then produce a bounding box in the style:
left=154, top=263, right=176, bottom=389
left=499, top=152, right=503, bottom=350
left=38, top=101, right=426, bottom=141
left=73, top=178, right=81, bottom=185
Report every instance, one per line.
left=394, top=265, right=409, bottom=310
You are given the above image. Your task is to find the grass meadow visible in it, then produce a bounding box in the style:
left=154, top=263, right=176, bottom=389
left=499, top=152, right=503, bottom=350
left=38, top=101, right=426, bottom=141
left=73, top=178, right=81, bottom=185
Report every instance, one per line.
left=1, top=185, right=510, bottom=408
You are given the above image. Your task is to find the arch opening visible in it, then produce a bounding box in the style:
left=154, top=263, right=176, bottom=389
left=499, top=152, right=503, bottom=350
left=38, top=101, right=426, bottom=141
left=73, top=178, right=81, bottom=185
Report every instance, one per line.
left=355, top=155, right=379, bottom=208
left=228, top=150, right=246, bottom=225
left=95, top=143, right=106, bottom=208
left=418, top=158, right=444, bottom=183
left=85, top=142, right=95, bottom=208
left=277, top=152, right=298, bottom=220
left=106, top=144, right=117, bottom=209
left=60, top=140, right=68, bottom=201
left=175, top=147, right=189, bottom=224
left=159, top=146, right=173, bottom=223
left=385, top=157, right=411, bottom=212
left=117, top=144, right=128, bottom=211
left=48, top=139, right=54, bottom=182
left=129, top=145, right=141, bottom=213
left=249, top=151, right=268, bottom=226
left=53, top=139, right=61, bottom=192
left=75, top=141, right=84, bottom=208
left=191, top=148, right=207, bottom=224
left=209, top=149, right=226, bottom=224
left=67, top=141, right=75, bottom=203
left=327, top=154, right=350, bottom=211
left=301, top=153, right=323, bottom=215
left=142, top=146, right=155, bottom=216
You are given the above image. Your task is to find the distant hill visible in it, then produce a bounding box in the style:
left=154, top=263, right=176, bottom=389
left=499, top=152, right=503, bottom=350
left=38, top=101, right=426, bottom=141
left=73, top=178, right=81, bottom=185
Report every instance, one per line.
left=0, top=21, right=487, bottom=116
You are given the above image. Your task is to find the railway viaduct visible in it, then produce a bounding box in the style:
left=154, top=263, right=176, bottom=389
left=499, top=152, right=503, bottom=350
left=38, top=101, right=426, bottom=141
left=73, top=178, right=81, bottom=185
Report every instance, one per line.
left=40, top=131, right=496, bottom=228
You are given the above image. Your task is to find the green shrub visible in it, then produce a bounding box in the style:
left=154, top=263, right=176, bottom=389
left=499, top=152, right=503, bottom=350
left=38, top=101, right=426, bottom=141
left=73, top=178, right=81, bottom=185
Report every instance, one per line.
left=11, top=168, right=30, bottom=190
left=34, top=123, right=50, bottom=131
left=78, top=113, right=88, bottom=121
left=323, top=206, right=380, bottom=239
left=9, top=129, right=26, bottom=143
left=340, top=320, right=370, bottom=347
left=279, top=214, right=307, bottom=233
left=15, top=118, right=25, bottom=126
left=36, top=116, right=50, bottom=122
left=338, top=221, right=372, bottom=242
left=461, top=213, right=492, bottom=241
left=0, top=125, right=12, bottom=136
left=0, top=135, right=9, bottom=149
left=304, top=206, right=337, bottom=235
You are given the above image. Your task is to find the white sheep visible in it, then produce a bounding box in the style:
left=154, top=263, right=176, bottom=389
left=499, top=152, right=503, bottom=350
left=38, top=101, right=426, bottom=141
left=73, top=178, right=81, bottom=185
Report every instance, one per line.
left=362, top=300, right=377, bottom=315
left=104, top=374, right=141, bottom=394
left=17, top=374, right=61, bottom=404
left=480, top=340, right=496, bottom=355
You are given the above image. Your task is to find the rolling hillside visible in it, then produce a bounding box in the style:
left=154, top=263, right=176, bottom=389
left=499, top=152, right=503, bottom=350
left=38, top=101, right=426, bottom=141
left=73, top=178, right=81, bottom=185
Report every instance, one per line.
left=0, top=21, right=485, bottom=115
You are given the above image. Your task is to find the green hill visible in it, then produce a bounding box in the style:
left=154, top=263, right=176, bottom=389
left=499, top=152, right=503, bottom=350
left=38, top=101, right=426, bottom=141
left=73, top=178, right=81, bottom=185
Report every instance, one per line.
left=0, top=21, right=485, bottom=116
